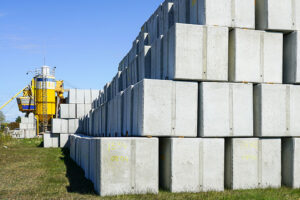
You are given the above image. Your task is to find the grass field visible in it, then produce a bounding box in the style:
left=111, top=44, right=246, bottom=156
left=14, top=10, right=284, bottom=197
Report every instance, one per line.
left=0, top=134, right=300, bottom=200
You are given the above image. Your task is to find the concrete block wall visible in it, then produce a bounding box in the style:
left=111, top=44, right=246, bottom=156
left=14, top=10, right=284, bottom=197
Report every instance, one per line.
left=14, top=113, right=36, bottom=139
left=44, top=0, right=300, bottom=196
left=70, top=135, right=159, bottom=196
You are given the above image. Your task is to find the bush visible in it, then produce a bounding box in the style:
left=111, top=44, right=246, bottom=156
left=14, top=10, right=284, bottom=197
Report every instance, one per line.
left=0, top=131, right=12, bottom=145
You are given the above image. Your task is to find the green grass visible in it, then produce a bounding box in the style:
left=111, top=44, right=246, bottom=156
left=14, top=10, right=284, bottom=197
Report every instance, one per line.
left=0, top=137, right=300, bottom=200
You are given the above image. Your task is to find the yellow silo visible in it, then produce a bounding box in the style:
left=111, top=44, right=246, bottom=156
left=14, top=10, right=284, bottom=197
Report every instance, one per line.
left=35, top=66, right=56, bottom=132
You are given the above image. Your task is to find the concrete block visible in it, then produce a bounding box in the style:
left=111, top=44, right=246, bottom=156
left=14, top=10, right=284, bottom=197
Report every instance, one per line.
left=19, top=123, right=28, bottom=130
left=190, top=0, right=254, bottom=28
left=21, top=116, right=29, bottom=124
left=200, top=82, right=253, bottom=137
left=91, top=90, right=99, bottom=102
left=52, top=119, right=61, bottom=133
left=43, top=133, right=59, bottom=148
left=138, top=45, right=151, bottom=80
left=122, top=86, right=133, bottom=136
left=282, top=138, right=300, bottom=188
left=69, top=104, right=76, bottom=119
left=259, top=138, right=281, bottom=188
left=256, top=0, right=300, bottom=31
left=167, top=23, right=228, bottom=81
left=61, top=119, right=69, bottom=134
left=80, top=137, right=90, bottom=179
left=225, top=138, right=281, bottom=189
left=160, top=138, right=224, bottom=193
left=132, top=79, right=198, bottom=137
left=76, top=89, right=85, bottom=104
left=85, top=104, right=92, bottom=115
left=68, top=89, right=76, bottom=104
left=76, top=104, right=85, bottom=119
left=60, top=134, right=69, bottom=148
left=93, top=137, right=158, bottom=196
left=60, top=104, right=69, bottom=118
left=151, top=35, right=163, bottom=79
left=225, top=138, right=258, bottom=189
left=283, top=31, right=300, bottom=84
left=254, top=84, right=300, bottom=137
left=101, top=103, right=107, bottom=136
left=162, top=2, right=174, bottom=35
left=68, top=119, right=79, bottom=134
left=229, top=29, right=283, bottom=83
left=43, top=133, right=52, bottom=148
left=70, top=135, right=76, bottom=160
left=84, top=90, right=91, bottom=104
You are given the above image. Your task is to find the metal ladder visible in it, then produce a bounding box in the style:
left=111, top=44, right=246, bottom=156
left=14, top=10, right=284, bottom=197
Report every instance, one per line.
left=42, top=77, right=48, bottom=132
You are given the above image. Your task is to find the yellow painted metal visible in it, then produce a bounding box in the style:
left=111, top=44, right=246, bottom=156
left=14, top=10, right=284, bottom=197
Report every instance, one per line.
left=0, top=86, right=28, bottom=111
left=35, top=76, right=56, bottom=124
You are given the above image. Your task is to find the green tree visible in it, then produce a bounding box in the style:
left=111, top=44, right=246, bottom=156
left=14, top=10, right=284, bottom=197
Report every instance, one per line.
left=16, top=116, right=21, bottom=123
left=0, top=111, right=5, bottom=124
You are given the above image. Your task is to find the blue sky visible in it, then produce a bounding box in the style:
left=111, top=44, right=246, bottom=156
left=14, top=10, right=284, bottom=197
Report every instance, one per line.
left=0, top=0, right=163, bottom=122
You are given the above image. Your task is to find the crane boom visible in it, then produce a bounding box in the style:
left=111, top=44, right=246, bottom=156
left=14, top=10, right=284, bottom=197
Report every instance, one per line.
left=0, top=86, right=28, bottom=111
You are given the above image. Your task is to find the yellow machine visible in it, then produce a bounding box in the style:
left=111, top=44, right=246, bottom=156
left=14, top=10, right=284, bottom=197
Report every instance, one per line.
left=0, top=66, right=65, bottom=134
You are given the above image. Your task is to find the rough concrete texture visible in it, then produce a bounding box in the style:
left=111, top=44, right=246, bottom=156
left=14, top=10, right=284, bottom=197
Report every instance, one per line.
left=122, top=86, right=133, bottom=136
left=283, top=31, right=300, bottom=84
left=68, top=89, right=76, bottom=104
left=60, top=104, right=69, bottom=118
left=256, top=0, right=300, bottom=31
left=76, top=89, right=85, bottom=104
left=229, top=29, right=283, bottom=83
left=259, top=138, right=281, bottom=188
left=95, top=137, right=158, bottom=196
left=160, top=138, right=224, bottom=193
left=282, top=138, right=300, bottom=188
left=60, top=134, right=70, bottom=148
left=254, top=84, right=300, bottom=137
left=225, top=138, right=281, bottom=189
left=43, top=133, right=59, bottom=148
left=167, top=23, right=228, bottom=81
left=225, top=138, right=259, bottom=190
left=132, top=79, right=198, bottom=137
left=190, top=0, right=254, bottom=28
left=61, top=119, right=69, bottom=134
left=52, top=118, right=61, bottom=134
left=151, top=35, right=163, bottom=79
left=199, top=82, right=253, bottom=137
left=76, top=104, right=85, bottom=119
left=69, top=104, right=76, bottom=119
left=68, top=119, right=79, bottom=134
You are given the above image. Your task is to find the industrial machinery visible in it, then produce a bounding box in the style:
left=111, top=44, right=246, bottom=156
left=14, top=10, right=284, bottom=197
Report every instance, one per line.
left=0, top=66, right=65, bottom=134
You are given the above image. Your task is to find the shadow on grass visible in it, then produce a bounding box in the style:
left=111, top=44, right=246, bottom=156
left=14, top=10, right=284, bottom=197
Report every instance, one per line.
left=61, top=148, right=96, bottom=195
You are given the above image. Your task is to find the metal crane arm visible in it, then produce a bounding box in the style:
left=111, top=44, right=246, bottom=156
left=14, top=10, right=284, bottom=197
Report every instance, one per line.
left=0, top=86, right=28, bottom=111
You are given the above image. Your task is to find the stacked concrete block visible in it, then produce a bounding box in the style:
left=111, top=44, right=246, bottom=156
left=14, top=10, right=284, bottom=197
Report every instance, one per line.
left=284, top=31, right=300, bottom=84
left=89, top=137, right=158, bottom=196
left=122, top=86, right=133, bottom=136
left=18, top=113, right=36, bottom=138
left=60, top=134, right=70, bottom=148
left=229, top=29, right=283, bottom=83
left=132, top=79, right=198, bottom=137
left=189, top=0, right=255, bottom=29
left=256, top=0, right=300, bottom=31
left=60, top=104, right=76, bottom=119
left=138, top=45, right=151, bottom=80
left=160, top=138, right=224, bottom=192
left=282, top=138, right=300, bottom=188
left=225, top=138, right=281, bottom=189
left=199, top=82, right=253, bottom=137
left=166, top=23, right=228, bottom=81
left=43, top=133, right=59, bottom=148
left=254, top=84, right=300, bottom=137
left=151, top=35, right=163, bottom=79
left=52, top=118, right=79, bottom=135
